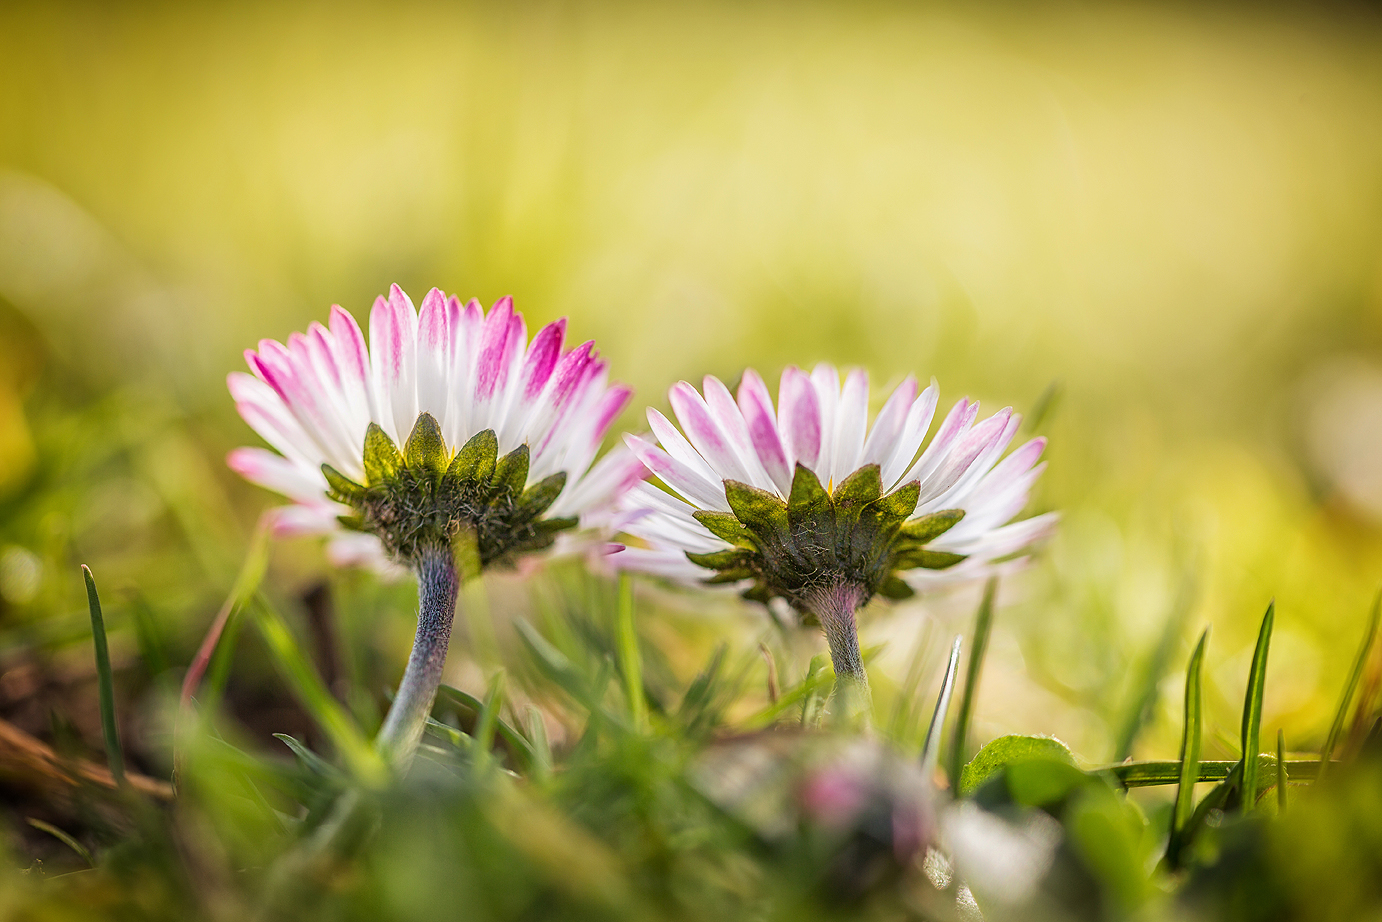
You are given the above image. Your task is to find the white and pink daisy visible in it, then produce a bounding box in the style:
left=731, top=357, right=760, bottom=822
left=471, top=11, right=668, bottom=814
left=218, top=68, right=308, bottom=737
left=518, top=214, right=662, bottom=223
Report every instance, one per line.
left=227, top=284, right=644, bottom=571
left=616, top=364, right=1055, bottom=701
left=226, top=284, right=645, bottom=763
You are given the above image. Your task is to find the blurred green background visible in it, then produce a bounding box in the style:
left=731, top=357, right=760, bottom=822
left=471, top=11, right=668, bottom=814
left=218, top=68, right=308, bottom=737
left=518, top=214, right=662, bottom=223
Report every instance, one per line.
left=2, top=0, right=1382, bottom=778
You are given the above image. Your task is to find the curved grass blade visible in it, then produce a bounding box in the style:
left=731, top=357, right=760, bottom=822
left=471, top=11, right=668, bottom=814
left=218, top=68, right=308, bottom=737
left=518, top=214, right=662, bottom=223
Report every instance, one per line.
left=26, top=818, right=93, bottom=867
left=525, top=705, right=552, bottom=780
left=435, top=685, right=537, bottom=769
left=1320, top=590, right=1381, bottom=776
left=81, top=566, right=124, bottom=786
left=1166, top=629, right=1207, bottom=867
left=1239, top=602, right=1275, bottom=815
left=921, top=636, right=963, bottom=783
left=949, top=577, right=996, bottom=793
left=250, top=596, right=385, bottom=785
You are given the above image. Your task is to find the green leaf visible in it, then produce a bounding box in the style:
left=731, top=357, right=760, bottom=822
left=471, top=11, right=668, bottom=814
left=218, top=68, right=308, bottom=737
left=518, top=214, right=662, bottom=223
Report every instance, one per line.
left=1167, top=628, right=1208, bottom=868
left=362, top=422, right=403, bottom=484
left=897, top=548, right=967, bottom=570
left=959, top=734, right=1076, bottom=796
left=950, top=577, right=996, bottom=791
left=515, top=472, right=567, bottom=521
left=1321, top=590, right=1381, bottom=775
left=833, top=463, right=882, bottom=508
left=723, top=480, right=788, bottom=534
left=449, top=428, right=498, bottom=484
left=898, top=509, right=965, bottom=544
left=1239, top=602, right=1274, bottom=815
left=321, top=464, right=366, bottom=502
left=685, top=548, right=755, bottom=570
left=403, top=412, right=449, bottom=473
left=786, top=463, right=830, bottom=524
left=872, top=480, right=920, bottom=523
left=693, top=511, right=756, bottom=548
left=82, top=565, right=124, bottom=786
left=491, top=443, right=531, bottom=500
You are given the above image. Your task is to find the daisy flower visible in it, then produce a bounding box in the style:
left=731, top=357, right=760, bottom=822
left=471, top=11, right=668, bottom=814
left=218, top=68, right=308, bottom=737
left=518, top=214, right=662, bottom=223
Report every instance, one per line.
left=227, top=284, right=643, bottom=762
left=617, top=365, right=1054, bottom=705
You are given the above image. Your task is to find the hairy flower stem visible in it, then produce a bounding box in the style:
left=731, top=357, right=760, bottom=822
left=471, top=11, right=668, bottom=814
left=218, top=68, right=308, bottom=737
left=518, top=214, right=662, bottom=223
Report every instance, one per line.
left=804, top=582, right=871, bottom=726
left=376, top=544, right=459, bottom=767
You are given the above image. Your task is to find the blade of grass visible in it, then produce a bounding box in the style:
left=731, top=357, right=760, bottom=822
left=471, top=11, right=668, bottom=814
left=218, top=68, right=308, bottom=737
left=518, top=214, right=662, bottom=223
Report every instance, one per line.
left=180, top=515, right=271, bottom=708
left=474, top=670, right=505, bottom=756
left=26, top=818, right=93, bottom=867
left=1166, top=628, right=1208, bottom=868
left=249, top=596, right=385, bottom=785
left=1320, top=590, right=1381, bottom=776
left=615, top=574, right=646, bottom=730
left=81, top=566, right=124, bottom=786
left=1239, top=602, right=1275, bottom=815
left=921, top=636, right=963, bottom=783
left=1111, top=758, right=1323, bottom=787
left=272, top=733, right=347, bottom=782
left=435, top=685, right=536, bottom=769
left=1277, top=728, right=1287, bottom=813
left=524, top=705, right=552, bottom=780
left=1114, top=575, right=1195, bottom=761
left=949, top=577, right=997, bottom=793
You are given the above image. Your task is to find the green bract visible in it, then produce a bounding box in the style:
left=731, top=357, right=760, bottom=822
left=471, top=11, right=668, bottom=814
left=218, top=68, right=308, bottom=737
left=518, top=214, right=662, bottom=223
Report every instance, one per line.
left=687, top=462, right=966, bottom=611
left=323, top=413, right=575, bottom=566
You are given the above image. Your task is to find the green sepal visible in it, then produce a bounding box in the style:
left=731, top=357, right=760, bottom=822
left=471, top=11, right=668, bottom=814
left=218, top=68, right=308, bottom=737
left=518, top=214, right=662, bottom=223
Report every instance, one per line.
left=321, top=464, right=366, bottom=503
left=872, top=480, right=920, bottom=525
left=491, top=444, right=531, bottom=500
left=896, top=549, right=967, bottom=570
left=899, top=509, right=965, bottom=545
left=703, top=568, right=757, bottom=584
left=515, top=472, right=566, bottom=521
left=833, top=464, right=882, bottom=509
left=403, top=412, right=449, bottom=474
left=693, top=511, right=758, bottom=549
left=362, top=423, right=403, bottom=485
left=741, top=584, right=775, bottom=605
left=534, top=516, right=579, bottom=534
left=686, top=549, right=755, bottom=571
left=449, top=429, right=499, bottom=484
left=876, top=575, right=916, bottom=600
left=787, top=464, right=830, bottom=525
left=336, top=514, right=368, bottom=532
left=724, top=480, right=788, bottom=534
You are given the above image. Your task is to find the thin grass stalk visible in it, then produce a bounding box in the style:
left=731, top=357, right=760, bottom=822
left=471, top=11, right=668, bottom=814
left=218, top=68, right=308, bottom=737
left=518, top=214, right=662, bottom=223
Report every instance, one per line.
left=1239, top=602, right=1275, bottom=815
left=1320, top=590, right=1381, bottom=776
left=81, top=565, right=124, bottom=786
left=949, top=578, right=997, bottom=792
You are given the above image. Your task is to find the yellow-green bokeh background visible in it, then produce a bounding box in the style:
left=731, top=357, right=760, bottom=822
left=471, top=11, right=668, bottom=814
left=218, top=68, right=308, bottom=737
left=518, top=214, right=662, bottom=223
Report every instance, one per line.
left=3, top=1, right=1382, bottom=765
